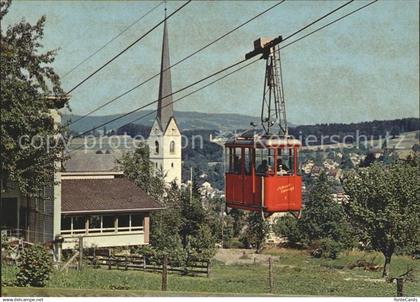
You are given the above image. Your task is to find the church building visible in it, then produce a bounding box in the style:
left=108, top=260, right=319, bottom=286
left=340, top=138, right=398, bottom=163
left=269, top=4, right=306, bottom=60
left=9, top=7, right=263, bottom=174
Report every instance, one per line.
left=148, top=10, right=182, bottom=185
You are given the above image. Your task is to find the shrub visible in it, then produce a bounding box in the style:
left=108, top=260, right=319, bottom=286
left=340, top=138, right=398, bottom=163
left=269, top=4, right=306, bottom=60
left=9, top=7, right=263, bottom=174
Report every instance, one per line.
left=273, top=215, right=304, bottom=245
left=16, top=245, right=52, bottom=287
left=310, top=239, right=342, bottom=259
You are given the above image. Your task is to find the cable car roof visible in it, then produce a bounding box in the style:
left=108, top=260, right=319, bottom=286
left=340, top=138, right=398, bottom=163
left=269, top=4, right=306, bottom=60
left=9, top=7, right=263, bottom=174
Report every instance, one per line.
left=225, top=132, right=301, bottom=148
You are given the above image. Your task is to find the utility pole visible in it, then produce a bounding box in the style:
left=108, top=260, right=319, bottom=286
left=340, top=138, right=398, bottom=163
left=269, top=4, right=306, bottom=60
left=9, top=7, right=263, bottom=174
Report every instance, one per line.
left=189, top=167, right=193, bottom=203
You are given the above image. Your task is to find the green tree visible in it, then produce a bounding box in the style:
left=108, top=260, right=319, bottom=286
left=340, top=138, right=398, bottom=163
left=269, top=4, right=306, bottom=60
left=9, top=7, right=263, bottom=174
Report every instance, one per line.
left=118, top=145, right=165, bottom=201
left=343, top=162, right=420, bottom=277
left=299, top=173, right=351, bottom=246
left=188, top=224, right=216, bottom=262
left=229, top=208, right=246, bottom=237
left=340, top=154, right=354, bottom=170
left=273, top=214, right=303, bottom=246
left=275, top=173, right=355, bottom=257
left=120, top=148, right=217, bottom=262
left=241, top=212, right=270, bottom=253
left=1, top=0, right=67, bottom=196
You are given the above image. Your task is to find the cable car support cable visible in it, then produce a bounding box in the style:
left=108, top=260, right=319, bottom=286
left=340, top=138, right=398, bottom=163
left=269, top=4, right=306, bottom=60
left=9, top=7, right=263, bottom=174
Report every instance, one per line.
left=66, top=0, right=192, bottom=95
left=69, top=0, right=287, bottom=126
left=68, top=0, right=377, bottom=146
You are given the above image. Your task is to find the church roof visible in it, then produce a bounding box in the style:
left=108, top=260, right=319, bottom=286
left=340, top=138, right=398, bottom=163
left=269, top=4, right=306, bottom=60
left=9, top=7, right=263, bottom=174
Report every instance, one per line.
left=157, top=12, right=174, bottom=130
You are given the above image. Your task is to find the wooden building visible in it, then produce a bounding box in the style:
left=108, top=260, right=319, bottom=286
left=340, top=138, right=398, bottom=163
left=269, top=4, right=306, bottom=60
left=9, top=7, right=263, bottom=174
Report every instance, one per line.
left=60, top=171, right=163, bottom=249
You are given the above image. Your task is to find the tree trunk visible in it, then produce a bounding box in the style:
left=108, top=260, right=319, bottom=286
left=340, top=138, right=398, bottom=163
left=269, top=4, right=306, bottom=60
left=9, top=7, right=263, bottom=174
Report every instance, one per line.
left=382, top=254, right=392, bottom=278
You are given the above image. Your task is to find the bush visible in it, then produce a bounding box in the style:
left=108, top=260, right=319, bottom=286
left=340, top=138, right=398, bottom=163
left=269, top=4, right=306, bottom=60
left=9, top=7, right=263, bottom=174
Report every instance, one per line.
left=310, top=239, right=342, bottom=259
left=16, top=245, right=52, bottom=287
left=273, top=215, right=304, bottom=245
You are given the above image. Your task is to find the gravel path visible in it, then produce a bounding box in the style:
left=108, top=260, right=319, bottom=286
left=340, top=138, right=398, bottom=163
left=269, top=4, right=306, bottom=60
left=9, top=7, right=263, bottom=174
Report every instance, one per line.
left=214, top=248, right=279, bottom=265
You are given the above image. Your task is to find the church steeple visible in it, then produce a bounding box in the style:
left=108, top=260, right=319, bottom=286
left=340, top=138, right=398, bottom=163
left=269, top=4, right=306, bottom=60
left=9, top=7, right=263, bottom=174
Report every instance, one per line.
left=147, top=4, right=181, bottom=186
left=157, top=7, right=173, bottom=130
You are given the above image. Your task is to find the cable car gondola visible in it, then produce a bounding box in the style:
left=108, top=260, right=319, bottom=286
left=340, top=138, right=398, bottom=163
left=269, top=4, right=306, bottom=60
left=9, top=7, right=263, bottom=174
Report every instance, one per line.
left=224, top=36, right=302, bottom=215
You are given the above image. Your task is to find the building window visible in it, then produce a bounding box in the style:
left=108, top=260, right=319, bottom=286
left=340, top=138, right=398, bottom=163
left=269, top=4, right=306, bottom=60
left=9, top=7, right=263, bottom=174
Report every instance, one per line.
left=131, top=214, right=144, bottom=231
left=61, top=214, right=144, bottom=235
left=117, top=214, right=129, bottom=232
left=61, top=216, right=71, bottom=234
left=89, top=215, right=101, bottom=233
left=171, top=162, right=174, bottom=168
left=102, top=215, right=115, bottom=233
left=170, top=140, right=175, bottom=154
left=155, top=141, right=159, bottom=154
left=72, top=216, right=86, bottom=234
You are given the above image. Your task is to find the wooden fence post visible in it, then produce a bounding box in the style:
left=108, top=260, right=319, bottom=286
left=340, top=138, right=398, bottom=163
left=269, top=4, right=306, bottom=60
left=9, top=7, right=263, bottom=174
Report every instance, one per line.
left=78, top=237, right=83, bottom=271
left=125, top=256, right=128, bottom=271
left=143, top=255, right=146, bottom=272
left=396, top=278, right=403, bottom=297
left=268, top=257, right=273, bottom=293
left=161, top=255, right=168, bottom=291
left=206, top=260, right=211, bottom=278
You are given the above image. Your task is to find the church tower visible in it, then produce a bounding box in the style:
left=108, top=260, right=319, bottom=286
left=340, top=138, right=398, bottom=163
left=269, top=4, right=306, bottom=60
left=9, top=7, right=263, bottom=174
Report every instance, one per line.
left=148, top=8, right=182, bottom=185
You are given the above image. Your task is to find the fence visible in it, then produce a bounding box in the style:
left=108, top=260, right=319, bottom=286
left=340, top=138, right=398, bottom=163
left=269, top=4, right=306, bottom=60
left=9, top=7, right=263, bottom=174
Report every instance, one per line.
left=84, top=254, right=211, bottom=277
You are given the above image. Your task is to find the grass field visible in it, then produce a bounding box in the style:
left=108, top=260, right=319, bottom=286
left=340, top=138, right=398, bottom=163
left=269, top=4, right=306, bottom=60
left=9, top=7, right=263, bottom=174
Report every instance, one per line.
left=2, top=248, right=419, bottom=297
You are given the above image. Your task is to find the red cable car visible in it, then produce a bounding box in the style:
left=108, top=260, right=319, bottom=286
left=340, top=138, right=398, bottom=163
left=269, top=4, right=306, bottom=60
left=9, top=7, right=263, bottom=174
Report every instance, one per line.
left=225, top=135, right=302, bottom=213
left=225, top=36, right=302, bottom=215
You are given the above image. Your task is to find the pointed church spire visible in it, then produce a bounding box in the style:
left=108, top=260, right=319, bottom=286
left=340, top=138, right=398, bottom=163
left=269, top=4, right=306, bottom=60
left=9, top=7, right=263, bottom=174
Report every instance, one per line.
left=157, top=5, right=173, bottom=130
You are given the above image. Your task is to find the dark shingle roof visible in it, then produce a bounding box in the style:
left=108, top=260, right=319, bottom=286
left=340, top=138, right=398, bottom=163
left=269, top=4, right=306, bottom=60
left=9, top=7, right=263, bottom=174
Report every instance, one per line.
left=61, top=178, right=163, bottom=213
left=63, top=151, right=121, bottom=172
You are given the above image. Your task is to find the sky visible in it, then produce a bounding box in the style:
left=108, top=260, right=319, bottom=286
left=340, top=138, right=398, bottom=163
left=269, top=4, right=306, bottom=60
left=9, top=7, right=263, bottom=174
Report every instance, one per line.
left=3, top=0, right=419, bottom=126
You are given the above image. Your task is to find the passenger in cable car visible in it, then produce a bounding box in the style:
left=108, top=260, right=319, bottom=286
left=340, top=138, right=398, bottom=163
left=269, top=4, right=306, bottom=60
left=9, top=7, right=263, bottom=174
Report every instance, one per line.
left=256, top=159, right=268, bottom=175
left=277, top=158, right=289, bottom=175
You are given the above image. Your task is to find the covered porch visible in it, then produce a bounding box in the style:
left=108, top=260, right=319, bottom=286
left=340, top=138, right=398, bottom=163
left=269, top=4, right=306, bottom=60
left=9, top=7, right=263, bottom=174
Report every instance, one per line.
left=60, top=173, right=163, bottom=249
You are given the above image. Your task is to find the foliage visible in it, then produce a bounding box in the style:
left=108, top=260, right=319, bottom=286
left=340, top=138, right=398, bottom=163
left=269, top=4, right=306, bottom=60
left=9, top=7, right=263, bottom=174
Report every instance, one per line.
left=0, top=0, right=68, bottom=196
left=340, top=153, right=354, bottom=170
left=274, top=173, right=355, bottom=258
left=299, top=173, right=352, bottom=247
left=343, top=161, right=420, bottom=277
left=240, top=212, right=270, bottom=253
left=288, top=118, right=419, bottom=146
left=5, top=249, right=418, bottom=296
left=229, top=209, right=246, bottom=237
left=221, top=215, right=235, bottom=248
left=272, top=214, right=303, bottom=246
left=118, top=144, right=165, bottom=201
left=188, top=224, right=216, bottom=262
left=310, top=239, right=342, bottom=259
left=360, top=152, right=376, bottom=167
left=15, top=245, right=52, bottom=287
left=116, top=123, right=151, bottom=138
left=120, top=148, right=217, bottom=262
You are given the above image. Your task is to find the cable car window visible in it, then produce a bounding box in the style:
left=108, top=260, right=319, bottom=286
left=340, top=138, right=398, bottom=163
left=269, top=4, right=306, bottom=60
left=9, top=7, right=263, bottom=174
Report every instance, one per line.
left=255, top=148, right=274, bottom=175
left=244, top=148, right=252, bottom=175
left=225, top=148, right=230, bottom=173
left=233, top=148, right=242, bottom=174
left=289, top=148, right=295, bottom=175
left=277, top=148, right=294, bottom=175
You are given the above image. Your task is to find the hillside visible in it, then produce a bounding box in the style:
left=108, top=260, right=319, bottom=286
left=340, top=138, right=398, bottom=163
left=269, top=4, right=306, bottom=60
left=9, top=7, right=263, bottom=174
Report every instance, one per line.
left=63, top=111, right=282, bottom=133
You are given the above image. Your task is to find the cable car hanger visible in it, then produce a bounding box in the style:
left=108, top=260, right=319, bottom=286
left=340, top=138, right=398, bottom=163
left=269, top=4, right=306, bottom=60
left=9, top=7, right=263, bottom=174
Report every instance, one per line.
left=245, top=35, right=288, bottom=137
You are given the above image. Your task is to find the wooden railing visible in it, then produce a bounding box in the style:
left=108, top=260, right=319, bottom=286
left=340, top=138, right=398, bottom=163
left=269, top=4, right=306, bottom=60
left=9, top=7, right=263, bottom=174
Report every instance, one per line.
left=84, top=254, right=211, bottom=277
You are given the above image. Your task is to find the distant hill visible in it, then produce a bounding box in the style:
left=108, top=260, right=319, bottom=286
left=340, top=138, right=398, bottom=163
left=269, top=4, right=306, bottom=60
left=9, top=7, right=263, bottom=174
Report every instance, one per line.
left=63, top=111, right=296, bottom=133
